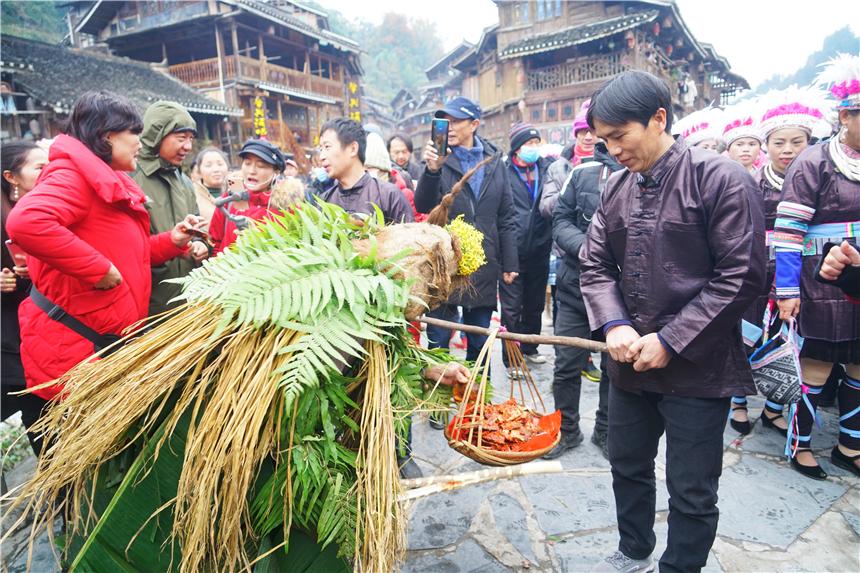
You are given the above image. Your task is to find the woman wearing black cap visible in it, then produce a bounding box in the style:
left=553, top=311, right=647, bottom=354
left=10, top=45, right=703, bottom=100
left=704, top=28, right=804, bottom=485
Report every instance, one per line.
left=210, top=139, right=285, bottom=254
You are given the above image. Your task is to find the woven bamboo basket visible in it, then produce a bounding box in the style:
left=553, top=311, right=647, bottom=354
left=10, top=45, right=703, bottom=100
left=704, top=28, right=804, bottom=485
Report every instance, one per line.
left=445, top=329, right=561, bottom=467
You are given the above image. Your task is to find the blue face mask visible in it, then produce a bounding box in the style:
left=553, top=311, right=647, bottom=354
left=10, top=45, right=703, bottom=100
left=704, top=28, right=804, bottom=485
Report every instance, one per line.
left=517, top=146, right=541, bottom=165
left=312, top=167, right=330, bottom=183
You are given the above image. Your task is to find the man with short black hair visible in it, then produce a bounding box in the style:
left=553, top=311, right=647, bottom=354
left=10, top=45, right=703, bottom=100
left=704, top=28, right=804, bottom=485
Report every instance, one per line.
left=416, top=96, right=518, bottom=363
left=580, top=71, right=765, bottom=573
left=388, top=132, right=423, bottom=184
left=317, top=118, right=413, bottom=224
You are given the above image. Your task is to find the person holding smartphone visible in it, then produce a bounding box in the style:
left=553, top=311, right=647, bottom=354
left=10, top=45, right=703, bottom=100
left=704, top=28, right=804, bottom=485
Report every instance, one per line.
left=415, top=96, right=519, bottom=365
left=1, top=140, right=49, bottom=454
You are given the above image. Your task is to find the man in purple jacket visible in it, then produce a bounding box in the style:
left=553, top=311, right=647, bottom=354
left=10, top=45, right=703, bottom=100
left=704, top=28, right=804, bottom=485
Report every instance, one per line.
left=317, top=118, right=413, bottom=225
left=580, top=71, right=765, bottom=573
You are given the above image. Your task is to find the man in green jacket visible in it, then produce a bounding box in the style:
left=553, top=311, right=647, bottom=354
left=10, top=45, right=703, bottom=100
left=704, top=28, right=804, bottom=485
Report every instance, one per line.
left=132, top=101, right=209, bottom=316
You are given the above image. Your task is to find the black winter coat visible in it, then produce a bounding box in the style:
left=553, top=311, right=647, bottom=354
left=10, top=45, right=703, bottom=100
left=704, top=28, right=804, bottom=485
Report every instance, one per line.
left=506, top=156, right=553, bottom=270
left=415, top=137, right=518, bottom=308
left=553, top=144, right=623, bottom=306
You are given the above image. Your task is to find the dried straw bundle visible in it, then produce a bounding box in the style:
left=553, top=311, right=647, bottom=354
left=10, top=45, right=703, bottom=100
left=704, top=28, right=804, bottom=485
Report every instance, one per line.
left=352, top=341, right=404, bottom=572
left=2, top=202, right=478, bottom=573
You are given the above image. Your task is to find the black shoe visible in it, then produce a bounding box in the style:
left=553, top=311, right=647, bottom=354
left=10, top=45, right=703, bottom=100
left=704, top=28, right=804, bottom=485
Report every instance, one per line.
left=790, top=452, right=828, bottom=481
left=760, top=411, right=788, bottom=437
left=830, top=446, right=860, bottom=477
left=429, top=412, right=447, bottom=430
left=583, top=362, right=601, bottom=382
left=730, top=404, right=751, bottom=435
left=542, top=431, right=583, bottom=460
left=591, top=430, right=609, bottom=460
left=398, top=457, right=424, bottom=480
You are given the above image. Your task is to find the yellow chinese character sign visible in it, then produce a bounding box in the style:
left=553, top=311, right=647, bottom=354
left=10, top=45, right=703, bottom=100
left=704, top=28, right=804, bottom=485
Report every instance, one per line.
left=347, top=81, right=360, bottom=122
left=253, top=96, right=267, bottom=137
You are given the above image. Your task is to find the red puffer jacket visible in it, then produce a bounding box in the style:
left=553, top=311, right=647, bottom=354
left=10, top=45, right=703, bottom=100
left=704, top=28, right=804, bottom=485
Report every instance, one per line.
left=390, top=169, right=426, bottom=222
left=6, top=134, right=186, bottom=399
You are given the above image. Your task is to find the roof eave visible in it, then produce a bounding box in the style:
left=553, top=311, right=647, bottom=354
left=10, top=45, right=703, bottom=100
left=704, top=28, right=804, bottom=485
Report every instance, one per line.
left=499, top=11, right=658, bottom=60
left=222, top=0, right=360, bottom=55
left=423, top=40, right=474, bottom=75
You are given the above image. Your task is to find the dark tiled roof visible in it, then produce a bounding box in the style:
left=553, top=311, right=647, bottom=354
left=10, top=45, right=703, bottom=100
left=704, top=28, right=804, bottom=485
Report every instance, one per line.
left=0, top=35, right=242, bottom=116
left=500, top=10, right=660, bottom=59
left=230, top=0, right=360, bottom=54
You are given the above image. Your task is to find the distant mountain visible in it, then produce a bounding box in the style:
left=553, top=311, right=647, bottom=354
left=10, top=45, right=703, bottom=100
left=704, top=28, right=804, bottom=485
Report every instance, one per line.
left=754, top=26, right=859, bottom=93
left=0, top=0, right=67, bottom=44
left=305, top=1, right=445, bottom=103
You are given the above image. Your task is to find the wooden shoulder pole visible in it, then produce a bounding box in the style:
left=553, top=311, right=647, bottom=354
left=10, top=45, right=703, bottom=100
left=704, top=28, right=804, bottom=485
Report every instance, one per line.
left=418, top=316, right=607, bottom=353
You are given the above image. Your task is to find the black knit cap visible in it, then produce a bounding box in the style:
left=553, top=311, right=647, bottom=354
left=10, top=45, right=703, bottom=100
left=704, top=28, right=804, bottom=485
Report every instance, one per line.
left=509, top=122, right=541, bottom=153
left=239, top=139, right=286, bottom=171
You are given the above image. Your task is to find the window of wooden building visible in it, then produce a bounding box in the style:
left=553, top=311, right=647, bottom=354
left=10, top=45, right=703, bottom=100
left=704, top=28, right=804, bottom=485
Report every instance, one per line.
left=537, top=0, right=563, bottom=21
left=562, top=104, right=574, bottom=120
left=514, top=2, right=530, bottom=24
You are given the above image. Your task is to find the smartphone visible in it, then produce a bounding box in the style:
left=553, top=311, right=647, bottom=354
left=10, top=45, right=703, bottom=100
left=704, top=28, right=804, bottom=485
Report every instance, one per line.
left=4, top=239, right=27, bottom=265
left=185, top=226, right=211, bottom=241
left=431, top=118, right=450, bottom=157
left=226, top=171, right=244, bottom=193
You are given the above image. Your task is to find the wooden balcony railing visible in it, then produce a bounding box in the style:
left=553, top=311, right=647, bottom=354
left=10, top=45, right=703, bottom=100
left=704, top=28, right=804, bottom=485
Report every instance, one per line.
left=169, top=56, right=343, bottom=101
left=526, top=52, right=626, bottom=92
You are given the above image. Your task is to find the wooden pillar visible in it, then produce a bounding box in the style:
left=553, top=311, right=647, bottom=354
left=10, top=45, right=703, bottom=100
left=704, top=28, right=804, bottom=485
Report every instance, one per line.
left=276, top=97, right=286, bottom=151
left=230, top=19, right=240, bottom=65
left=258, top=33, right=266, bottom=82
left=304, top=50, right=311, bottom=91
left=215, top=22, right=226, bottom=103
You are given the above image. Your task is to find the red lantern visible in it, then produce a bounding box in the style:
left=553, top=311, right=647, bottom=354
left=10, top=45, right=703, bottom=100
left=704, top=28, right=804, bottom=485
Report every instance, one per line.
left=653, top=22, right=661, bottom=36
left=665, top=44, right=673, bottom=57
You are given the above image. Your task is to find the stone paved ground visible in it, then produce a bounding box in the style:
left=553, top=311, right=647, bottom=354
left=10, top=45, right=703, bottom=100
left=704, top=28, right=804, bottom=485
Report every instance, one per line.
left=3, top=318, right=859, bottom=572
left=404, top=317, right=860, bottom=573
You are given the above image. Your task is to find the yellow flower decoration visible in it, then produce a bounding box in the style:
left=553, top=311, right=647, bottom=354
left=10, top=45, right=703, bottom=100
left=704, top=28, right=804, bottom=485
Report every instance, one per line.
left=447, top=215, right=486, bottom=276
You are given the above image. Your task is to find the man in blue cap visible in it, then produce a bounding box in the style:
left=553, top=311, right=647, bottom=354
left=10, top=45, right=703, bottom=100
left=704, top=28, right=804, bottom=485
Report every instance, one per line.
left=415, top=96, right=519, bottom=384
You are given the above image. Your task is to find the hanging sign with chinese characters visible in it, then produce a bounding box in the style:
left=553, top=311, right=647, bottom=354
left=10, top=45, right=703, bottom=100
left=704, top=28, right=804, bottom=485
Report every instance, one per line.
left=254, top=96, right=268, bottom=137
left=348, top=81, right=361, bottom=122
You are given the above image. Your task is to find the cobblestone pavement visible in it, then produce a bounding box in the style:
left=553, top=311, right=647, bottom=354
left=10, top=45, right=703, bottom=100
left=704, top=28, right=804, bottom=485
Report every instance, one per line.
left=404, top=320, right=860, bottom=573
left=3, top=319, right=859, bottom=572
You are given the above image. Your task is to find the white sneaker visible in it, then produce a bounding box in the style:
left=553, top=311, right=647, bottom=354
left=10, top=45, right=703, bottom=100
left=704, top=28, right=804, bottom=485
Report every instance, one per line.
left=507, top=367, right=523, bottom=380
left=591, top=551, right=655, bottom=573
left=523, top=353, right=548, bottom=364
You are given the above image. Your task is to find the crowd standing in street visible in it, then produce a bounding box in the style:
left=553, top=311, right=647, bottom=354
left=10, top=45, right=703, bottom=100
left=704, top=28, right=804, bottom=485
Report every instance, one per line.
left=2, top=46, right=860, bottom=573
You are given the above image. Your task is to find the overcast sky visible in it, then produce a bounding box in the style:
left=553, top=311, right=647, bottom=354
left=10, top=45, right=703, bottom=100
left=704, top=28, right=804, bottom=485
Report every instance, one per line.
left=318, top=0, right=858, bottom=89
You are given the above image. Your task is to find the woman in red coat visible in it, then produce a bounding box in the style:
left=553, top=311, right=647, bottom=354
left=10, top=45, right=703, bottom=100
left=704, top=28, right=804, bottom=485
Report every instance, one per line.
left=6, top=91, right=199, bottom=401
